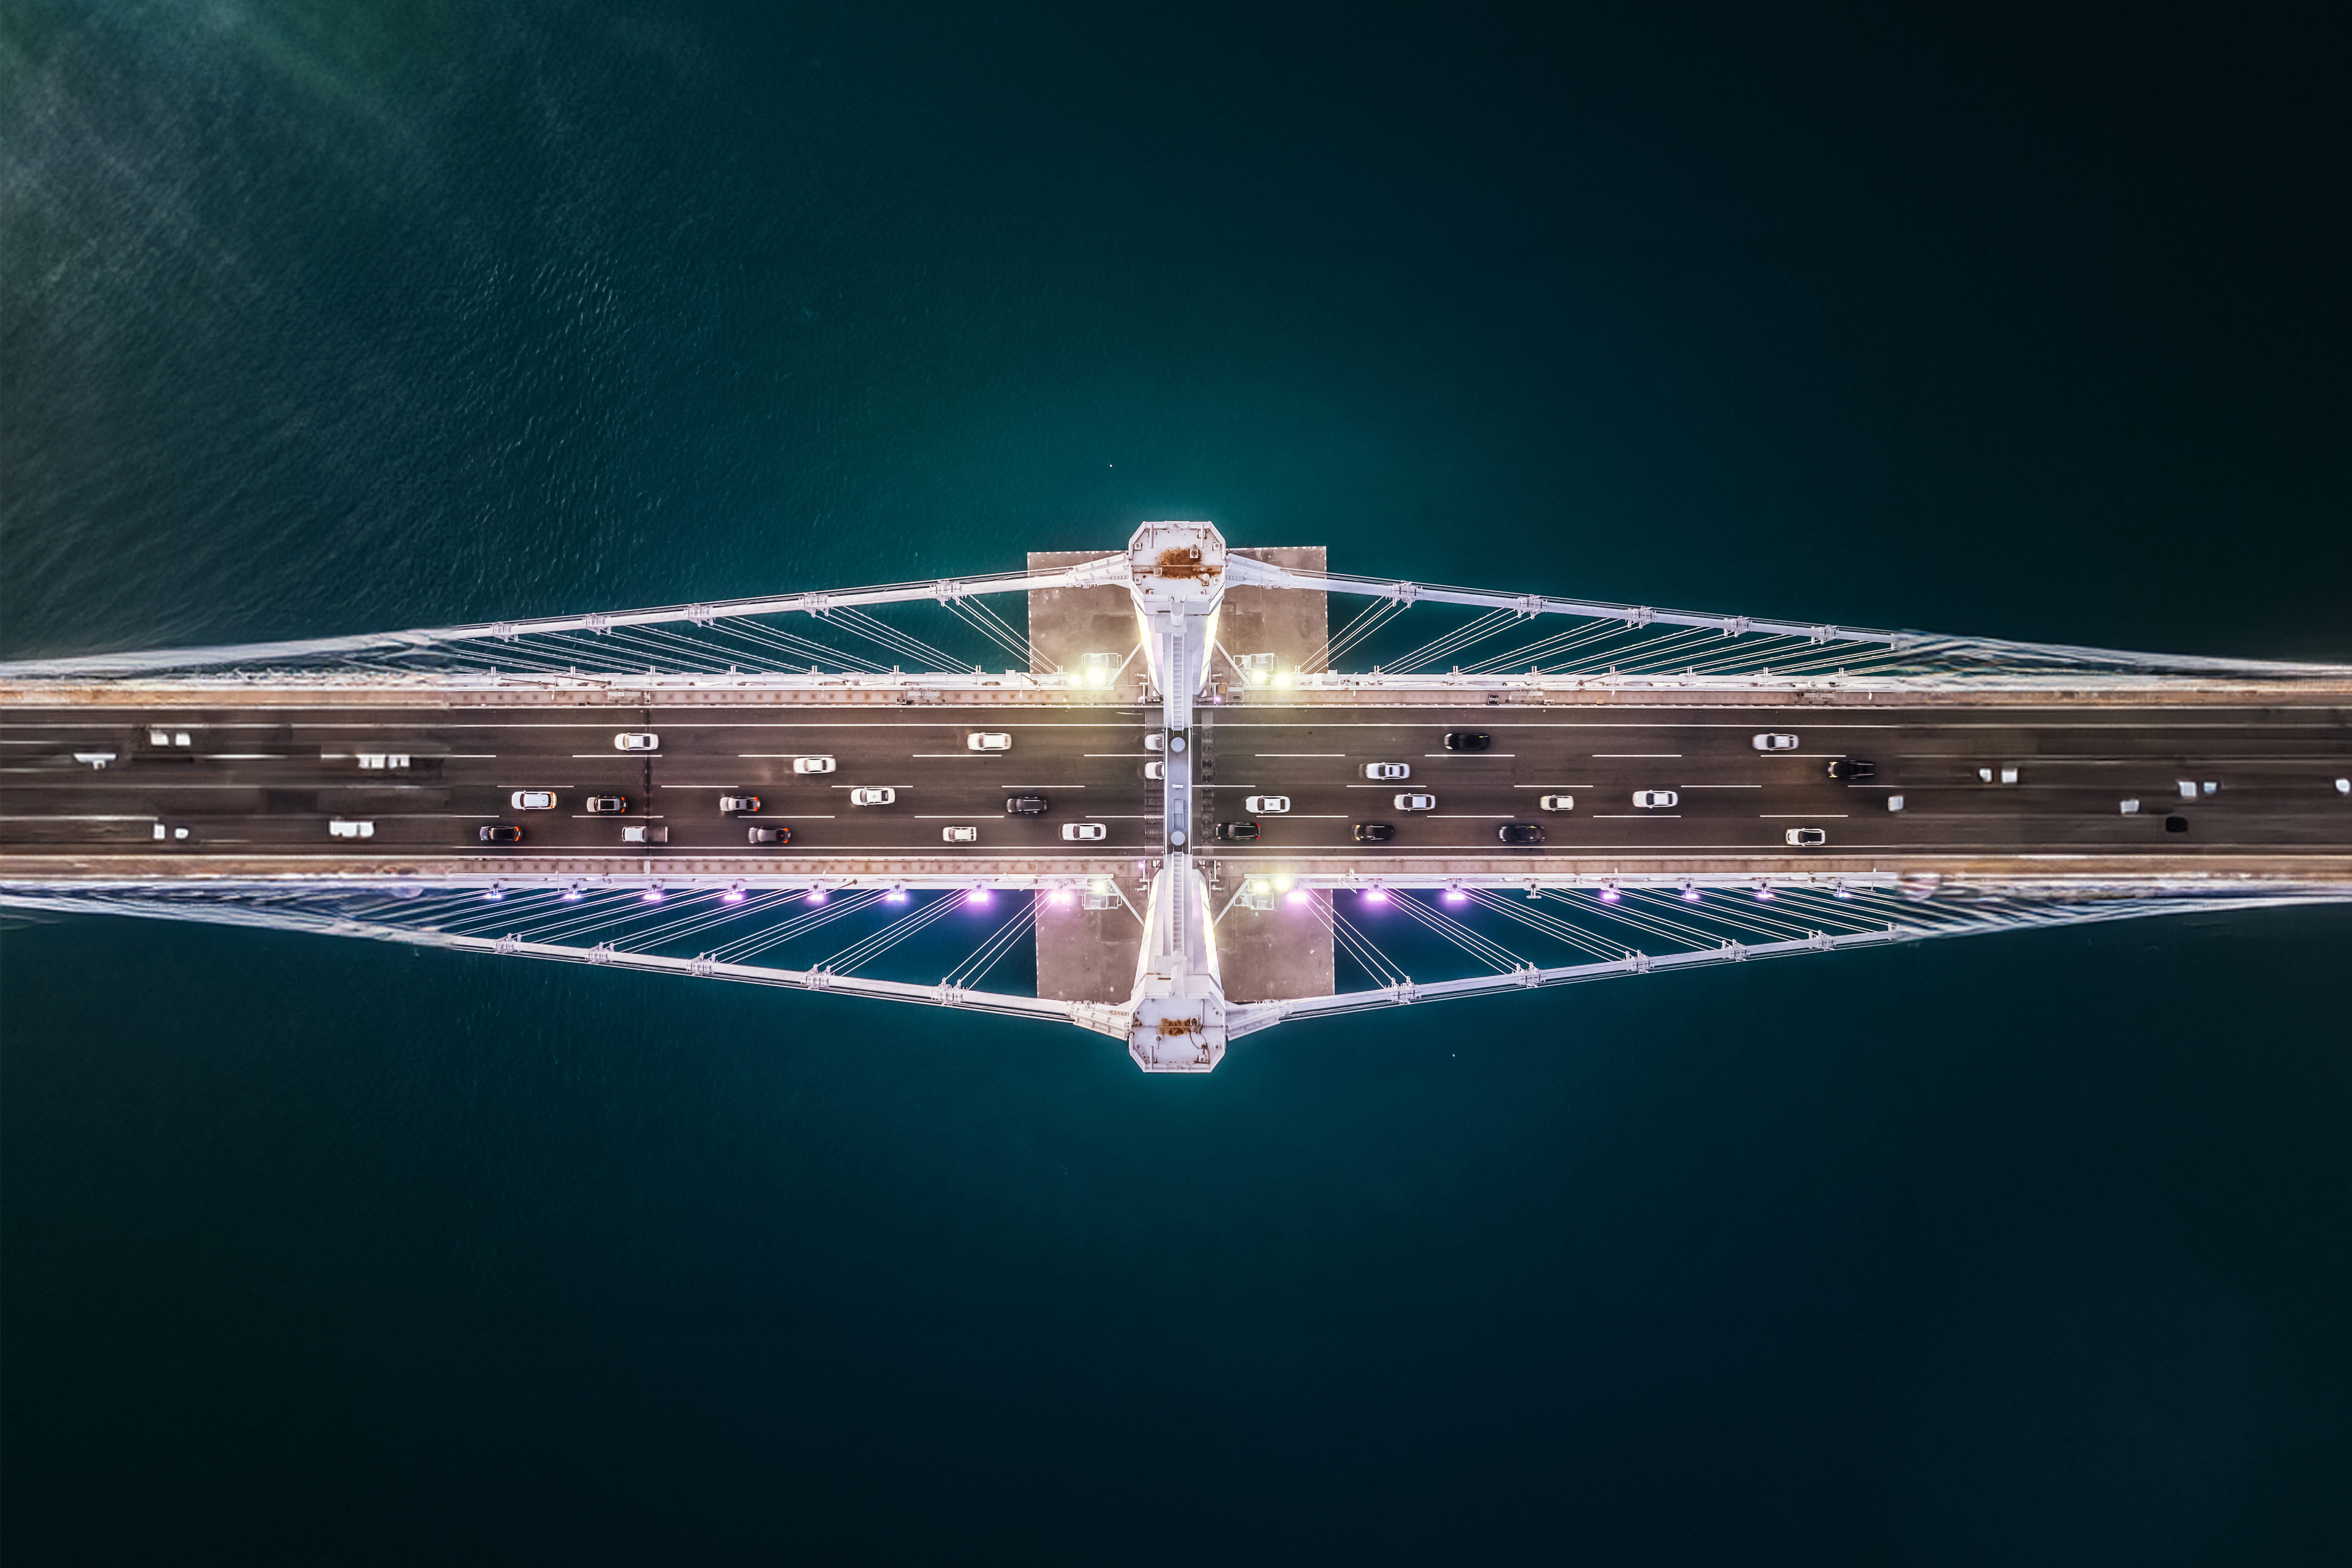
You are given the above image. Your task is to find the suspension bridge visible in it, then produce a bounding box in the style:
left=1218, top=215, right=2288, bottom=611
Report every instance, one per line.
left=6, top=521, right=2349, bottom=1069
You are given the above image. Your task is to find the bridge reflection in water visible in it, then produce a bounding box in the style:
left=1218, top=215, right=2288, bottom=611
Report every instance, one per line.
left=6, top=522, right=2350, bottom=1069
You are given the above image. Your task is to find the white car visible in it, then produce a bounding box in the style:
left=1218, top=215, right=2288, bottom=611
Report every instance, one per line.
left=1061, top=822, right=1107, bottom=841
left=1243, top=795, right=1289, bottom=814
left=1363, top=762, right=1410, bottom=780
left=1394, top=793, right=1436, bottom=812
left=1537, top=794, right=1575, bottom=812
left=1784, top=827, right=1828, bottom=847
left=967, top=732, right=1012, bottom=752
left=1752, top=733, right=1799, bottom=751
left=510, top=791, right=557, bottom=810
left=1632, top=790, right=1679, bottom=809
left=1144, top=734, right=1165, bottom=752
left=327, top=820, right=374, bottom=839
left=1144, top=760, right=1166, bottom=780
left=941, top=826, right=979, bottom=844
left=614, top=733, right=659, bottom=752
left=792, top=755, right=835, bottom=774
left=848, top=786, right=895, bottom=806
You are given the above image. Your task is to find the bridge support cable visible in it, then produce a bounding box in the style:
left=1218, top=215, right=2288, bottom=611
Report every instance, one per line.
left=1458, top=616, right=1634, bottom=674
left=813, top=892, right=970, bottom=976
left=1328, top=908, right=1411, bottom=989
left=1385, top=891, right=1532, bottom=971
left=1375, top=608, right=1533, bottom=677
left=943, top=899, right=1039, bottom=990
left=1308, top=595, right=1411, bottom=673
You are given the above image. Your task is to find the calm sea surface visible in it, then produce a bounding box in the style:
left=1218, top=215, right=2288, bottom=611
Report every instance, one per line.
left=5, top=3, right=2349, bottom=1560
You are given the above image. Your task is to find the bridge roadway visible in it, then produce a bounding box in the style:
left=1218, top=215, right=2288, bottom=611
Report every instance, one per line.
left=5, top=695, right=2351, bottom=864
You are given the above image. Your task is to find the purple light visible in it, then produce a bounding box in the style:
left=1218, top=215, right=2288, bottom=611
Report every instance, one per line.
left=1362, top=888, right=1389, bottom=904
left=481, top=891, right=503, bottom=902
left=722, top=889, right=746, bottom=904
left=807, top=888, right=829, bottom=904
left=1599, top=888, right=1621, bottom=903
left=1442, top=889, right=1467, bottom=904
left=1284, top=888, right=1310, bottom=907
left=884, top=889, right=907, bottom=903
left=965, top=888, right=993, bottom=907
left=560, top=888, right=583, bottom=902
left=642, top=888, right=665, bottom=903
left=1047, top=888, right=1072, bottom=907
left=1680, top=887, right=1702, bottom=902
left=1753, top=887, right=1774, bottom=901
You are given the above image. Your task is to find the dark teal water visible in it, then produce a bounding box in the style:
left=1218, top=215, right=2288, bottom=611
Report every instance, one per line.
left=5, top=4, right=2350, bottom=1561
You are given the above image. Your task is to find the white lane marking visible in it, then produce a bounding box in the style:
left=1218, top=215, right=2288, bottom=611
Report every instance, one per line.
left=570, top=753, right=655, bottom=758
left=0, top=813, right=158, bottom=821
left=1513, top=783, right=1597, bottom=788
left=1082, top=815, right=1161, bottom=820
left=1084, top=753, right=1158, bottom=758
left=1590, top=813, right=1681, bottom=818
left=1593, top=753, right=1682, bottom=758
left=1254, top=753, right=1346, bottom=757
left=1760, top=813, right=1849, bottom=818
left=1430, top=815, right=1515, bottom=819
left=1679, top=784, right=1763, bottom=788
left=911, top=753, right=998, bottom=758
left=1424, top=753, right=1515, bottom=757
left=206, top=753, right=288, bottom=760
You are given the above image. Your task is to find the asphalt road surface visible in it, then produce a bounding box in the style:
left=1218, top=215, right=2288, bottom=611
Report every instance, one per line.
left=4, top=700, right=2351, bottom=861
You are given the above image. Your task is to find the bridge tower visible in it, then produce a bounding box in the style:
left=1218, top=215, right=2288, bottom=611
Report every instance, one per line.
left=1124, top=521, right=1229, bottom=1069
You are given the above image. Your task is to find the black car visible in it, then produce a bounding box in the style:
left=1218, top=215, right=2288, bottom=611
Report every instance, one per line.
left=1498, top=823, right=1544, bottom=845
left=1353, top=822, right=1395, bottom=843
left=1443, top=731, right=1493, bottom=752
left=747, top=826, right=791, bottom=845
left=479, top=824, right=524, bottom=845
left=1215, top=820, right=1261, bottom=843
left=1005, top=794, right=1049, bottom=816
left=1826, top=759, right=1877, bottom=782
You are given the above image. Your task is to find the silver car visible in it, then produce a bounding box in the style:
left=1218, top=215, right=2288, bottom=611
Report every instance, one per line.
left=1632, top=790, right=1679, bottom=809
left=848, top=786, right=895, bottom=806
left=1363, top=762, right=1410, bottom=780
left=1393, top=793, right=1435, bottom=812
left=1752, top=733, right=1798, bottom=751
left=613, top=732, right=659, bottom=752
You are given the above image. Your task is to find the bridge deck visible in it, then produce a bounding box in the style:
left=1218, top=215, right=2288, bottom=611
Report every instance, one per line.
left=5, top=692, right=2350, bottom=873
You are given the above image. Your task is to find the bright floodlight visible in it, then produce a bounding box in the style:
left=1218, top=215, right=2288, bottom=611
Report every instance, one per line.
left=1680, top=886, right=1702, bottom=902
left=1284, top=888, right=1310, bottom=906
left=965, top=888, right=992, bottom=906
left=1249, top=879, right=1270, bottom=895
left=1598, top=887, right=1621, bottom=903
left=642, top=887, right=664, bottom=903
left=1442, top=888, right=1466, bottom=903
left=722, top=884, right=747, bottom=903
left=1047, top=888, right=1072, bottom=906
left=1363, top=888, right=1388, bottom=903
